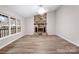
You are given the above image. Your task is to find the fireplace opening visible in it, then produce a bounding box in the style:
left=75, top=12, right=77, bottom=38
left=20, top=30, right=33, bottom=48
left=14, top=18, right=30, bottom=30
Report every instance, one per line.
left=38, top=28, right=43, bottom=32
left=44, top=27, right=46, bottom=32
left=35, top=27, right=37, bottom=32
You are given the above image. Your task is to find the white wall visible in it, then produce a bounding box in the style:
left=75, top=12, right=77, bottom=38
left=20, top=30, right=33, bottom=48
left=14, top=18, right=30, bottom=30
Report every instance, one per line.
left=47, top=11, right=56, bottom=35
left=24, top=12, right=56, bottom=35
left=0, top=6, right=25, bottom=49
left=56, top=6, right=79, bottom=46
left=24, top=17, right=34, bottom=35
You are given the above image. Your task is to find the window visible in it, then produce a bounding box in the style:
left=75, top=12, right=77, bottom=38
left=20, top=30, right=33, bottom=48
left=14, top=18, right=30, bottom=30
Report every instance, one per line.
left=16, top=19, right=21, bottom=32
left=0, top=15, right=9, bottom=38
left=10, top=17, right=16, bottom=34
left=0, top=14, right=21, bottom=38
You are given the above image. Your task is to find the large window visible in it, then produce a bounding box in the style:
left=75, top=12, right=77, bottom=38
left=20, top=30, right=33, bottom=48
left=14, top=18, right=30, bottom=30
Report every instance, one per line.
left=0, top=14, right=21, bottom=38
left=0, top=15, right=9, bottom=38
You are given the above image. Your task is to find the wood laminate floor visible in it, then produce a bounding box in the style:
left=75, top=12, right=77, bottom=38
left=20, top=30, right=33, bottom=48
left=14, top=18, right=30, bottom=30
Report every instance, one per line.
left=0, top=35, right=79, bottom=54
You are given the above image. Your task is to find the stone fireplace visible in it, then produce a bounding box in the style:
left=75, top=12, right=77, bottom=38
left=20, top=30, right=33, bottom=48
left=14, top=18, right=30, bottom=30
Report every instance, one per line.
left=34, top=13, right=47, bottom=35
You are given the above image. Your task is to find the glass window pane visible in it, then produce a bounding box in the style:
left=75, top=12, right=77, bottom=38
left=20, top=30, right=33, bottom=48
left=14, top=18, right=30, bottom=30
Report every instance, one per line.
left=0, top=15, right=9, bottom=38
left=11, top=17, right=16, bottom=34
left=17, top=19, right=21, bottom=32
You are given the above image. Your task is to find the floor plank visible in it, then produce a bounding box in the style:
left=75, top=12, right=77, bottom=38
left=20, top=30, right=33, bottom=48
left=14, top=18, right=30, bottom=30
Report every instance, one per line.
left=0, top=35, right=79, bottom=54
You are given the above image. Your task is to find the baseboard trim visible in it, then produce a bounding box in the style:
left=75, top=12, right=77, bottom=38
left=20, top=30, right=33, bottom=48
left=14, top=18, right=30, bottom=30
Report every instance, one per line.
left=56, top=34, right=79, bottom=47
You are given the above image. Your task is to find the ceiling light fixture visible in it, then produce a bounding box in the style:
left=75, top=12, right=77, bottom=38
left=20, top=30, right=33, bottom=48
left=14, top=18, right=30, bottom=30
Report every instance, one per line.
left=38, top=5, right=46, bottom=14
left=0, top=16, right=5, bottom=22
